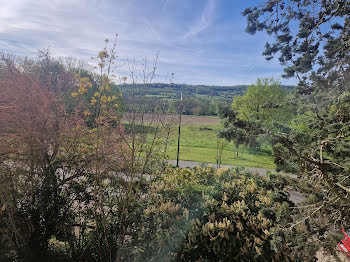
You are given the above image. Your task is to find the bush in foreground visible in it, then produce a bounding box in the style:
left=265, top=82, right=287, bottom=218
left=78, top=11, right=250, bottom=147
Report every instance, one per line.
left=130, top=166, right=315, bottom=261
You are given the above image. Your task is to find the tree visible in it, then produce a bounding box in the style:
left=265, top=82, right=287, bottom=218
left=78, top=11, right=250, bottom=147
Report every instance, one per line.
left=0, top=52, right=88, bottom=260
left=218, top=105, right=264, bottom=156
left=243, top=0, right=350, bottom=257
left=216, top=137, right=228, bottom=168
left=243, top=0, right=350, bottom=89
left=219, top=78, right=293, bottom=156
left=232, top=78, right=293, bottom=125
left=243, top=0, right=350, bottom=200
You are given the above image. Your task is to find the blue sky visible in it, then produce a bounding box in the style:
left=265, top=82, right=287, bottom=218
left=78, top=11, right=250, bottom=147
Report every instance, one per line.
left=0, top=0, right=298, bottom=86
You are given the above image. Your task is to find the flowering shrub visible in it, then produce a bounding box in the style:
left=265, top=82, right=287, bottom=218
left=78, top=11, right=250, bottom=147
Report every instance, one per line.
left=0, top=47, right=315, bottom=261
left=127, top=166, right=312, bottom=261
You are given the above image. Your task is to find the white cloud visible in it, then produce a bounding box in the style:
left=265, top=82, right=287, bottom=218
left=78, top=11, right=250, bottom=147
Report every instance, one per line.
left=0, top=0, right=297, bottom=86
left=183, top=0, right=215, bottom=39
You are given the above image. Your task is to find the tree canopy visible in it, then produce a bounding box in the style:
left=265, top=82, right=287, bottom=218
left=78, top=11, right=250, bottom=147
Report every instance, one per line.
left=240, top=0, right=350, bottom=257
left=232, top=78, right=293, bottom=125
left=243, top=0, right=350, bottom=88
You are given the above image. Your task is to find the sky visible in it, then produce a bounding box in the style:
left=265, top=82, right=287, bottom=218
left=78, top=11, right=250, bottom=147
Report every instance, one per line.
left=0, top=0, right=298, bottom=86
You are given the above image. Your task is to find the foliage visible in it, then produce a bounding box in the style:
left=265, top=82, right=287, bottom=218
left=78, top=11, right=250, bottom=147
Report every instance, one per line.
left=120, top=82, right=295, bottom=116
left=0, top=51, right=87, bottom=260
left=244, top=0, right=350, bottom=257
left=218, top=107, right=252, bottom=156
left=218, top=103, right=265, bottom=154
left=0, top=38, right=176, bottom=261
left=243, top=0, right=350, bottom=86
left=130, top=166, right=315, bottom=261
left=0, top=34, right=327, bottom=261
left=219, top=78, right=294, bottom=158
left=216, top=137, right=228, bottom=168
left=232, top=78, right=293, bottom=125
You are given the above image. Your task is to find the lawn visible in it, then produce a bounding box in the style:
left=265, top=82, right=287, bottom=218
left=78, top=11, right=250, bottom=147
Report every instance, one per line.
left=167, top=123, right=275, bottom=169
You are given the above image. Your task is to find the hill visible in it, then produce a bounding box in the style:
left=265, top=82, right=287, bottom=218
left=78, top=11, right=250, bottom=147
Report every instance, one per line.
left=119, top=83, right=294, bottom=99
left=119, top=83, right=295, bottom=116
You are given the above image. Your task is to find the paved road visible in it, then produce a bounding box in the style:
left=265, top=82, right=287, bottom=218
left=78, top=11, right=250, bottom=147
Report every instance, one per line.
left=167, top=160, right=305, bottom=205
left=168, top=160, right=275, bottom=176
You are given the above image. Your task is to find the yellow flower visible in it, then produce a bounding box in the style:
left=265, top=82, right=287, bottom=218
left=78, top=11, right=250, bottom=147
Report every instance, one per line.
left=236, top=222, right=243, bottom=232
left=78, top=88, right=87, bottom=94
left=217, top=167, right=229, bottom=176
left=114, top=103, right=119, bottom=108
left=98, top=50, right=108, bottom=59
left=254, top=237, right=263, bottom=245
left=255, top=246, right=262, bottom=255
left=90, top=99, right=97, bottom=105
left=263, top=229, right=271, bottom=236
left=183, top=208, right=189, bottom=219
left=208, top=222, right=214, bottom=231
left=101, top=95, right=107, bottom=103
left=222, top=192, right=228, bottom=201
left=84, top=110, right=91, bottom=116
left=98, top=116, right=104, bottom=123
left=71, top=92, right=78, bottom=98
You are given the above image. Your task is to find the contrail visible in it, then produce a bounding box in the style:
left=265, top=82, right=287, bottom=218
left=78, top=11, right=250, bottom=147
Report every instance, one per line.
left=162, top=0, right=169, bottom=13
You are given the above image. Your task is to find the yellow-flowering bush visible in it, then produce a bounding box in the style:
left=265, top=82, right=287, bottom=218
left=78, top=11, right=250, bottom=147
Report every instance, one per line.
left=127, top=166, right=311, bottom=261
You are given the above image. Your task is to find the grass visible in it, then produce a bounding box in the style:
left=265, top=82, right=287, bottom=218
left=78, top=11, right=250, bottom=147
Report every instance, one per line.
left=167, top=124, right=275, bottom=169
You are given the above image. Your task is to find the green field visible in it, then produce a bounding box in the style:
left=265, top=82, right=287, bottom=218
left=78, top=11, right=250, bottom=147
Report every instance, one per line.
left=167, top=124, right=275, bottom=169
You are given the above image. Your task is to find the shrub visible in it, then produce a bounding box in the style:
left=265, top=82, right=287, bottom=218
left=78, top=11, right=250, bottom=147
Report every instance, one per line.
left=129, top=166, right=314, bottom=261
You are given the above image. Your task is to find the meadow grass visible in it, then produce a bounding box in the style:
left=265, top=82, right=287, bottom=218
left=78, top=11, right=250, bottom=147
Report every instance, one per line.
left=167, top=124, right=275, bottom=169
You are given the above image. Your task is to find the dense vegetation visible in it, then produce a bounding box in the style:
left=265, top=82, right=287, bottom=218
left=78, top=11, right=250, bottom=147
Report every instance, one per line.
left=231, top=0, right=350, bottom=256
left=219, top=78, right=295, bottom=157
left=0, top=45, right=302, bottom=262
left=0, top=0, right=349, bottom=261
left=120, top=83, right=294, bottom=116
left=132, top=166, right=314, bottom=261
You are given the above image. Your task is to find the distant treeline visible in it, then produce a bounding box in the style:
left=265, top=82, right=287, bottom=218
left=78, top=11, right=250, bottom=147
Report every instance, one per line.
left=119, top=83, right=295, bottom=116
